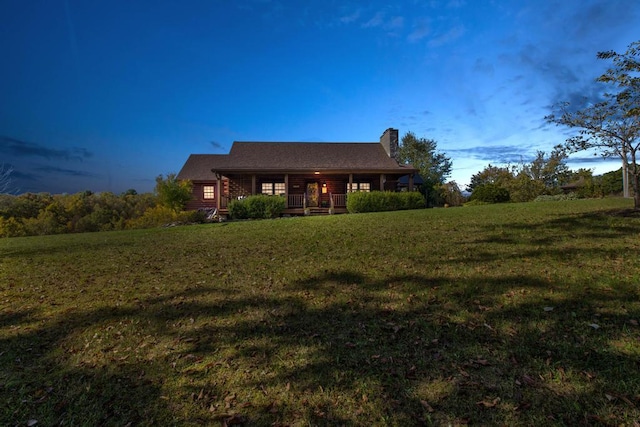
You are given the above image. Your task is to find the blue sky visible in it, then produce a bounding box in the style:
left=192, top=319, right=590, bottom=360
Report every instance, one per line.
left=1, top=0, right=638, bottom=194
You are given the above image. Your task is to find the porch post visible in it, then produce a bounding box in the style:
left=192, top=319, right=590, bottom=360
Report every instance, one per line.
left=380, top=174, right=385, bottom=191
left=251, top=174, right=256, bottom=195
left=409, top=174, right=414, bottom=191
left=284, top=174, right=289, bottom=208
left=215, top=173, right=222, bottom=210
left=348, top=174, right=353, bottom=192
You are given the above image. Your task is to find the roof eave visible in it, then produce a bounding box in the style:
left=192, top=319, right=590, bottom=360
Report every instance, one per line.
left=211, top=167, right=418, bottom=175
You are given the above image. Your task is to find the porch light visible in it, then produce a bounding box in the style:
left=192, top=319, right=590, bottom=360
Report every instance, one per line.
left=322, top=182, right=327, bottom=194
left=314, top=171, right=320, bottom=175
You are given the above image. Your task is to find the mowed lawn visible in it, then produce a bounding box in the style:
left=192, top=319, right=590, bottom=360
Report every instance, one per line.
left=1, top=198, right=639, bottom=426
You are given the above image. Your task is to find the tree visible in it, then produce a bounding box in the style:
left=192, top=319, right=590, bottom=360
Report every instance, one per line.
left=466, top=164, right=514, bottom=193
left=397, top=132, right=452, bottom=207
left=600, top=168, right=624, bottom=195
left=154, top=173, right=193, bottom=212
left=470, top=183, right=510, bottom=203
left=523, top=149, right=571, bottom=189
left=437, top=181, right=465, bottom=206
left=546, top=40, right=640, bottom=209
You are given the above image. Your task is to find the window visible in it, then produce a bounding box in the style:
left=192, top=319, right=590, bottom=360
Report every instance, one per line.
left=346, top=182, right=371, bottom=192
left=261, top=182, right=286, bottom=195
left=203, top=185, right=215, bottom=199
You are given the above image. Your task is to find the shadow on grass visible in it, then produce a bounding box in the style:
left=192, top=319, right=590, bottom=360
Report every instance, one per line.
left=478, top=208, right=640, bottom=242
left=2, top=264, right=639, bottom=426
left=2, top=203, right=639, bottom=423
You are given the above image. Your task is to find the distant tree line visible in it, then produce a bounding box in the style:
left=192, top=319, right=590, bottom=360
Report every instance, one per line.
left=0, top=174, right=201, bottom=238
left=466, top=148, right=625, bottom=204
left=395, top=133, right=625, bottom=208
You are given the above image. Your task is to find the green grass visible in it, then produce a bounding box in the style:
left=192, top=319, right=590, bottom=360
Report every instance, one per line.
left=1, top=198, right=639, bottom=426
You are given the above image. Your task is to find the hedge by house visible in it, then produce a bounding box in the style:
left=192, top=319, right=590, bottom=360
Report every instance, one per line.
left=346, top=191, right=425, bottom=213
left=228, top=195, right=286, bottom=219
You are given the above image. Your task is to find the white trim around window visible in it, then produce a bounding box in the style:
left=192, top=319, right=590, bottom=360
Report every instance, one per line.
left=203, top=185, right=215, bottom=199
left=261, top=182, right=286, bottom=195
left=346, top=182, right=371, bottom=192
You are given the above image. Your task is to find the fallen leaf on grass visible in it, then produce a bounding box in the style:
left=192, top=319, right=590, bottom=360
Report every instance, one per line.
left=420, top=400, right=435, bottom=413
left=475, top=358, right=490, bottom=366
left=543, top=307, right=554, bottom=312
left=629, top=319, right=638, bottom=326
left=224, top=393, right=236, bottom=409
left=605, top=391, right=635, bottom=406
left=476, top=397, right=500, bottom=408
left=516, top=375, right=537, bottom=387
left=265, top=401, right=279, bottom=413
left=222, top=414, right=246, bottom=426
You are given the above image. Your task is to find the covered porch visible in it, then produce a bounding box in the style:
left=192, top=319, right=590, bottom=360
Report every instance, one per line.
left=214, top=171, right=415, bottom=215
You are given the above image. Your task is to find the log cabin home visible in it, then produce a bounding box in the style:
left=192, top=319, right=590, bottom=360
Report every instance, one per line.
left=176, top=128, right=417, bottom=215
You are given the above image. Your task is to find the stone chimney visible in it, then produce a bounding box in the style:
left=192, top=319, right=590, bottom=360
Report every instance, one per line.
left=380, top=128, right=399, bottom=161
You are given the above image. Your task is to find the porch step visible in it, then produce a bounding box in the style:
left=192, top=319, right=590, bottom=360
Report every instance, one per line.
left=308, top=208, right=331, bottom=215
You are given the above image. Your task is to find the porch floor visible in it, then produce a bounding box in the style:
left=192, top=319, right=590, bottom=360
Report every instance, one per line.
left=217, top=207, right=348, bottom=217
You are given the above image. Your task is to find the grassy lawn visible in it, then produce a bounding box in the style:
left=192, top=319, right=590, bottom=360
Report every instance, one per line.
left=1, top=198, right=639, bottom=426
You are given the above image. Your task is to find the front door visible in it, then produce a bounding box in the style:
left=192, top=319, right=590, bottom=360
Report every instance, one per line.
left=306, top=182, right=319, bottom=207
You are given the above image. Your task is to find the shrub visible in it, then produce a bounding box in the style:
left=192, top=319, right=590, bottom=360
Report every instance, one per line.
left=463, top=199, right=491, bottom=206
left=346, top=191, right=425, bottom=213
left=533, top=193, right=581, bottom=202
left=126, top=206, right=178, bottom=229
left=470, top=183, right=510, bottom=203
left=228, top=199, right=249, bottom=219
left=0, top=216, right=26, bottom=238
left=228, top=195, right=285, bottom=220
left=402, top=192, right=427, bottom=210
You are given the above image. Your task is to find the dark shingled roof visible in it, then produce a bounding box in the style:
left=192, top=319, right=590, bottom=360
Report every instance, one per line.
left=177, top=154, right=228, bottom=181
left=178, top=141, right=416, bottom=180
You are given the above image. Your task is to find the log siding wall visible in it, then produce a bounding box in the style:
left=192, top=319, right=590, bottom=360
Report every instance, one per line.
left=185, top=173, right=409, bottom=211
left=186, top=181, right=228, bottom=211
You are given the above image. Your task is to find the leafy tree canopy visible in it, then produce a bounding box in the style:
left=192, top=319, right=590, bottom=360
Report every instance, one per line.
left=546, top=40, right=640, bottom=208
left=155, top=173, right=193, bottom=212
left=397, top=132, right=452, bottom=206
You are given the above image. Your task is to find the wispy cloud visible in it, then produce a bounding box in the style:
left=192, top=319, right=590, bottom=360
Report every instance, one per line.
left=10, top=169, right=39, bottom=182
left=446, top=0, right=466, bottom=8
left=428, top=24, right=465, bottom=47
left=0, top=136, right=93, bottom=161
left=568, top=154, right=622, bottom=165
left=362, top=11, right=384, bottom=28
left=408, top=18, right=430, bottom=42
left=473, top=58, right=494, bottom=76
left=35, top=165, right=97, bottom=177
left=339, top=8, right=361, bottom=24
left=386, top=16, right=404, bottom=31
left=450, top=145, right=534, bottom=164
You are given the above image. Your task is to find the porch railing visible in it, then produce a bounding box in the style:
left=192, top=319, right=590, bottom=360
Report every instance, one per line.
left=331, top=193, right=347, bottom=207
left=288, top=194, right=305, bottom=208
